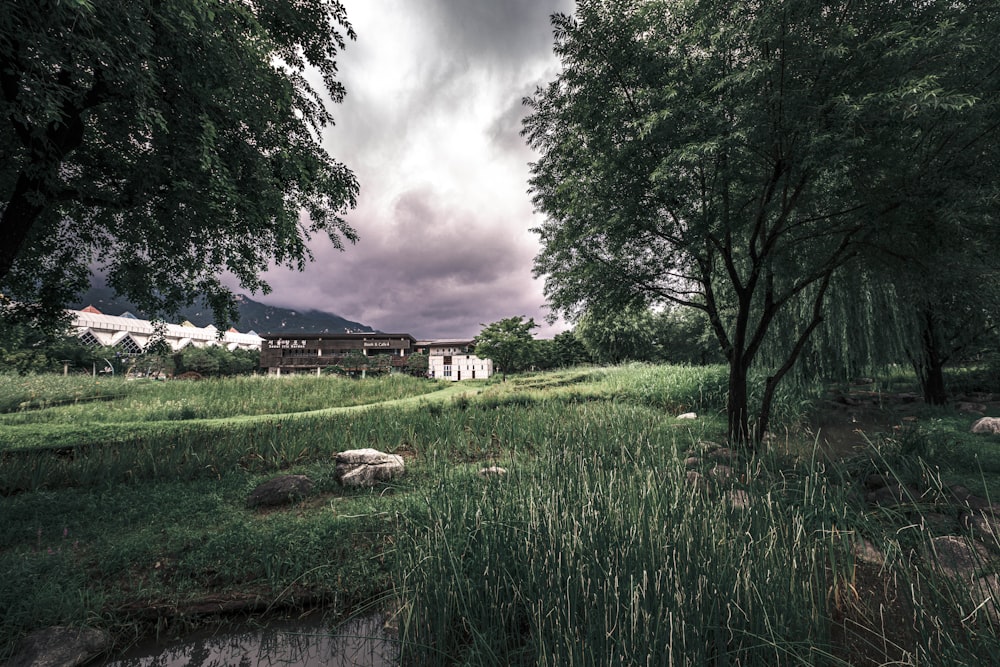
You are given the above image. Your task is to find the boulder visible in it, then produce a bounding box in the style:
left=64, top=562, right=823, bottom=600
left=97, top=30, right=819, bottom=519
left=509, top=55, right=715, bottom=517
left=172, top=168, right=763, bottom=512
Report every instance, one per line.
left=6, top=626, right=109, bottom=667
left=865, top=483, right=920, bottom=507
left=971, top=417, right=1000, bottom=435
left=676, top=412, right=697, bottom=420
left=926, top=535, right=992, bottom=581
left=335, top=449, right=405, bottom=488
left=957, top=402, right=987, bottom=415
left=247, top=474, right=314, bottom=508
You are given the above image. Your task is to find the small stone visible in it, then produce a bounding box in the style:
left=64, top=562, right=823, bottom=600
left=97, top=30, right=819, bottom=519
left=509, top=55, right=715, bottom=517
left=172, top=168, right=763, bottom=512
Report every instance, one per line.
left=478, top=466, right=507, bottom=477
left=863, top=474, right=894, bottom=490
left=852, top=538, right=885, bottom=566
left=709, top=464, right=734, bottom=482
left=960, top=510, right=1000, bottom=542
left=683, top=456, right=701, bottom=468
left=247, top=474, right=314, bottom=508
left=707, top=447, right=737, bottom=463
left=725, top=489, right=750, bottom=510
left=957, top=402, right=987, bottom=415
left=676, top=412, right=697, bottom=420
left=6, top=626, right=109, bottom=667
left=971, top=417, right=1000, bottom=435
left=686, top=470, right=708, bottom=492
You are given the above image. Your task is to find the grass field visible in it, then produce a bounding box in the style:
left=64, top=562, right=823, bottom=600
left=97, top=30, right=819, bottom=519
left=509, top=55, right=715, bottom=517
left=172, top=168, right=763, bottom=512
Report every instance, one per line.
left=1, top=364, right=999, bottom=664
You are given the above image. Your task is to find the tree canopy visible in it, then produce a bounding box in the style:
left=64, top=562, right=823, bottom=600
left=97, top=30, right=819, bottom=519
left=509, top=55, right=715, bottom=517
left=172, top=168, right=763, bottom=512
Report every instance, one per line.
left=525, top=0, right=1000, bottom=446
left=1, top=0, right=359, bottom=326
left=474, top=316, right=538, bottom=381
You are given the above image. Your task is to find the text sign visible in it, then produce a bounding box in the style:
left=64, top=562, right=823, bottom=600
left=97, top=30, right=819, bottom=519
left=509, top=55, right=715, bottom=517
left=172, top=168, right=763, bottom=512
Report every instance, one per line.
left=268, top=339, right=307, bottom=349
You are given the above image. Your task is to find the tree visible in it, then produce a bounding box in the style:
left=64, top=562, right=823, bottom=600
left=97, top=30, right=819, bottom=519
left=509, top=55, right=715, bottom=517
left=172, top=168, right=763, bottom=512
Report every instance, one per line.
left=1, top=0, right=359, bottom=327
left=474, top=316, right=538, bottom=381
left=526, top=0, right=998, bottom=447
left=550, top=330, right=592, bottom=368
left=655, top=307, right=724, bottom=367
left=575, top=305, right=660, bottom=364
left=406, top=352, right=429, bottom=377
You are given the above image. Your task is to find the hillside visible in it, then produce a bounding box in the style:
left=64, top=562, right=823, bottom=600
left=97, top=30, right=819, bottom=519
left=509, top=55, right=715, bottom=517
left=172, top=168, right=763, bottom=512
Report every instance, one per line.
left=70, top=285, right=374, bottom=335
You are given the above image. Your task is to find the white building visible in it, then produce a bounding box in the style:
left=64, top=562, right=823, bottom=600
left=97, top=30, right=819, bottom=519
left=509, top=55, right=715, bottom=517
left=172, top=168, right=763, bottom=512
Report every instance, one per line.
left=70, top=306, right=262, bottom=353
left=419, top=339, right=493, bottom=381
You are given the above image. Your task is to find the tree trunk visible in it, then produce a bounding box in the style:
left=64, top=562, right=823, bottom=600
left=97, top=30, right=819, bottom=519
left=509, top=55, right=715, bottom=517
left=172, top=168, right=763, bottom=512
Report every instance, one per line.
left=0, top=173, right=47, bottom=281
left=727, top=360, right=753, bottom=448
left=916, top=310, right=948, bottom=405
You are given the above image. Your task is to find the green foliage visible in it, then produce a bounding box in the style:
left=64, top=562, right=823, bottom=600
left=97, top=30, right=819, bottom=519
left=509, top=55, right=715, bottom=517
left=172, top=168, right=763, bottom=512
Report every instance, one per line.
left=656, top=307, right=724, bottom=366
left=0, top=316, right=95, bottom=375
left=173, top=346, right=258, bottom=377
left=405, top=351, right=429, bottom=376
left=525, top=0, right=1000, bottom=446
left=0, top=0, right=359, bottom=327
left=575, top=304, right=660, bottom=364
left=474, top=316, right=539, bottom=380
left=549, top=330, right=592, bottom=368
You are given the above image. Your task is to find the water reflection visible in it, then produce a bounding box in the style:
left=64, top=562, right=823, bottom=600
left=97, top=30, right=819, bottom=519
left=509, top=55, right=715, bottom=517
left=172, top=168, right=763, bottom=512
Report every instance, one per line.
left=100, top=615, right=398, bottom=667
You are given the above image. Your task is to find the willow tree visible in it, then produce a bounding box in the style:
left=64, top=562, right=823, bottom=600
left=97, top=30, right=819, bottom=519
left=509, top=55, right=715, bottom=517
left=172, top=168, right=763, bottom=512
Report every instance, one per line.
left=1, top=0, right=358, bottom=326
left=526, top=0, right=991, bottom=447
left=801, top=0, right=1000, bottom=405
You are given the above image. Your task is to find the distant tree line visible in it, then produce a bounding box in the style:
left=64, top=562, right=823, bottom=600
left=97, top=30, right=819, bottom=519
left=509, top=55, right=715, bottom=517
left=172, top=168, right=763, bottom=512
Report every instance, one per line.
left=474, top=311, right=724, bottom=380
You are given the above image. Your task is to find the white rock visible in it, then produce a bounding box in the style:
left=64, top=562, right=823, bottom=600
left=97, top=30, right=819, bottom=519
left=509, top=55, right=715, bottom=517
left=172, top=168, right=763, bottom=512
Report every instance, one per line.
left=335, top=448, right=405, bottom=488
left=676, top=412, right=698, bottom=420
left=971, top=417, right=1000, bottom=435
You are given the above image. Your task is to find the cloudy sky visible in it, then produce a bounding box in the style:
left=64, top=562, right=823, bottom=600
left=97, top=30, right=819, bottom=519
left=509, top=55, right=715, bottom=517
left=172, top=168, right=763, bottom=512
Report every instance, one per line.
left=254, top=0, right=575, bottom=339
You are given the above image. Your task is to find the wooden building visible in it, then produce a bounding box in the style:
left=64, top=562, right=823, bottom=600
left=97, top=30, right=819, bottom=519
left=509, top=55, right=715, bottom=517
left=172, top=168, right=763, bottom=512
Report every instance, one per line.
left=259, top=333, right=417, bottom=375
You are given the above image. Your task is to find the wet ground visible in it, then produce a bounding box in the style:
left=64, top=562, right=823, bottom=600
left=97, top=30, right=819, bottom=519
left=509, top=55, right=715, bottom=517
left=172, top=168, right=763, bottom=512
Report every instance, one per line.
left=96, top=614, right=398, bottom=667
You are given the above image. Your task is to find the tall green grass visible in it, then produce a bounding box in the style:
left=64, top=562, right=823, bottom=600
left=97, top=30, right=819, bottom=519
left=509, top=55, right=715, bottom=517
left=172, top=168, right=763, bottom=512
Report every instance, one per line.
left=0, top=373, right=443, bottom=422
left=395, top=429, right=861, bottom=666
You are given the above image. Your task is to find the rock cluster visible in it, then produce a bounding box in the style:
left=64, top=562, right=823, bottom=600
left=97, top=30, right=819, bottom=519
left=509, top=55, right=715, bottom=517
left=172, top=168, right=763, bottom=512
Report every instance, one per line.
left=683, top=443, right=750, bottom=510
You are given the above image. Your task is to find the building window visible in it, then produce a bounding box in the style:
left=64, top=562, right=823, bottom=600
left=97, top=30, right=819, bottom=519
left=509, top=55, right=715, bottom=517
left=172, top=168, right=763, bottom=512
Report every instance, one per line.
left=443, top=365, right=452, bottom=377
left=79, top=331, right=100, bottom=347
left=118, top=336, right=143, bottom=355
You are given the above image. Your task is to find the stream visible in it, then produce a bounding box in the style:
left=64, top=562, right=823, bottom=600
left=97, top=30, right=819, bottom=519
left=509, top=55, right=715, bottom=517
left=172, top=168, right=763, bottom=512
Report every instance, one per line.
left=95, top=614, right=399, bottom=667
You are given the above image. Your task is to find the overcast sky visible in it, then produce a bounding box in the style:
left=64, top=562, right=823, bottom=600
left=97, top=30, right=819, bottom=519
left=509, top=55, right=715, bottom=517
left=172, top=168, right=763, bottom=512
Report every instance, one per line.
left=253, top=0, right=575, bottom=339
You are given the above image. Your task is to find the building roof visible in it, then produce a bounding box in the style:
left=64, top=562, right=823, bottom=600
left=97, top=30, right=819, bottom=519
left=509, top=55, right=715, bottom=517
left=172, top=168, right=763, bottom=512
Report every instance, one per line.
left=417, top=339, right=475, bottom=347
left=69, top=309, right=263, bottom=348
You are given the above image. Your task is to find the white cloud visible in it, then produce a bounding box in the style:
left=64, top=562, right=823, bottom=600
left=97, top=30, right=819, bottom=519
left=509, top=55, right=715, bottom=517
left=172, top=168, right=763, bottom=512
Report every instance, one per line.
left=254, top=0, right=574, bottom=339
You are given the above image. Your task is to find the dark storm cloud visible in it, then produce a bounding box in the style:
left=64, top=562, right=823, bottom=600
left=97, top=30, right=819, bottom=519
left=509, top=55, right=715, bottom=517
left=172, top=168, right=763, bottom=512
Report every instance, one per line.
left=251, top=0, right=573, bottom=338
left=261, top=187, right=547, bottom=338
left=420, top=0, right=573, bottom=62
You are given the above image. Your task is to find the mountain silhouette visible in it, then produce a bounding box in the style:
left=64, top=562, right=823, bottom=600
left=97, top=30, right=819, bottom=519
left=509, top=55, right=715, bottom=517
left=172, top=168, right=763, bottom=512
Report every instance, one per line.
left=70, top=284, right=375, bottom=335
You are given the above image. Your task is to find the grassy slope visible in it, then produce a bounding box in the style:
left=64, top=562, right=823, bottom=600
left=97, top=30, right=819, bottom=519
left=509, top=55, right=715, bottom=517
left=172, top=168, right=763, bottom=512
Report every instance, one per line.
left=1, top=366, right=999, bottom=664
